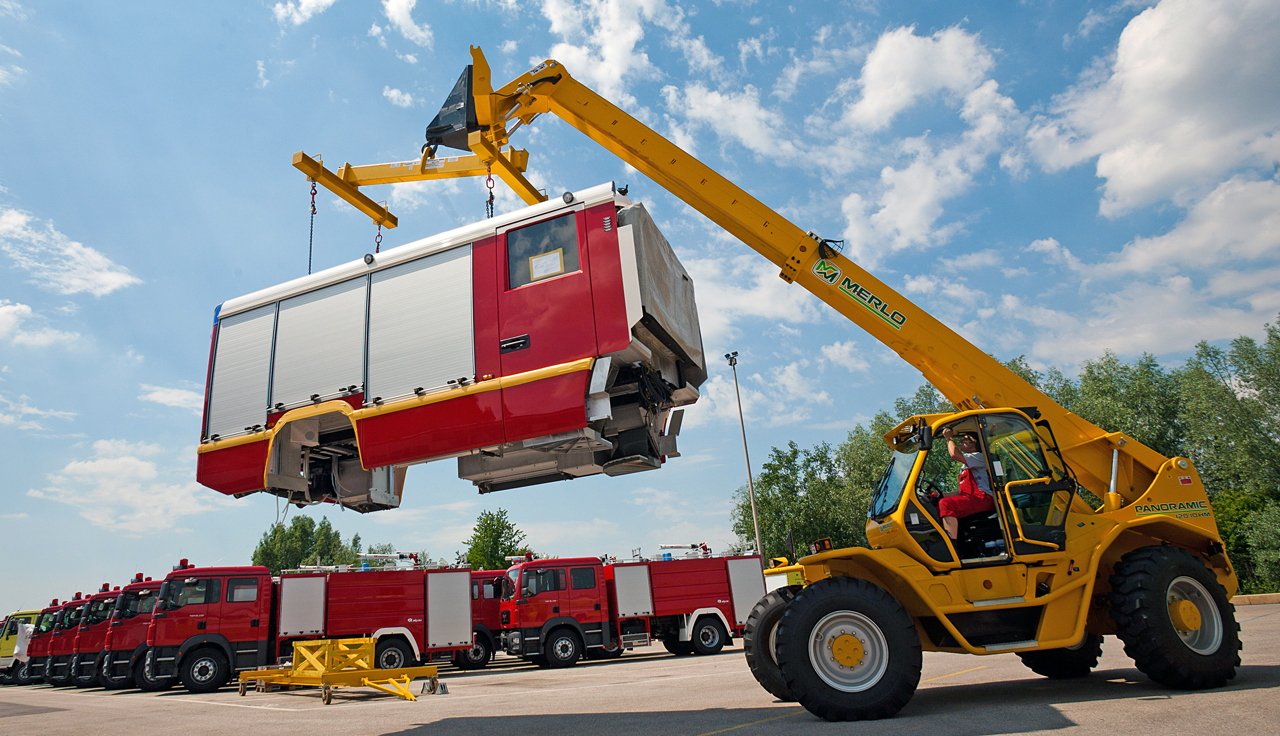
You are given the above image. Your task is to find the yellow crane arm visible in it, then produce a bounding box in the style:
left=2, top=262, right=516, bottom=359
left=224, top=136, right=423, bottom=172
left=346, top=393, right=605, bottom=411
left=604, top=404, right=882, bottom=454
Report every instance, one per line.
left=466, top=47, right=1164, bottom=504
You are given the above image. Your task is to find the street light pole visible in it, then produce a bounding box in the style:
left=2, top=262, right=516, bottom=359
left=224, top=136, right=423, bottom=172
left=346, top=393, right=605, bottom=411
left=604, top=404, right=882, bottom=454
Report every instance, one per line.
left=725, top=351, right=763, bottom=558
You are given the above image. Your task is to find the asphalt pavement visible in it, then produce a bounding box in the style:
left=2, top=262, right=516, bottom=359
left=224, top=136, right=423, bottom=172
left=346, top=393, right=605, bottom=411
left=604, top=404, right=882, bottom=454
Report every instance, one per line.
left=2, top=603, right=1277, bottom=736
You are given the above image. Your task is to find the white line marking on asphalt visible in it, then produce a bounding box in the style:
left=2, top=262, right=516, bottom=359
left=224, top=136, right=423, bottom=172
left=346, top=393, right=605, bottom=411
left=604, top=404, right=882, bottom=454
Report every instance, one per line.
left=920, top=665, right=987, bottom=684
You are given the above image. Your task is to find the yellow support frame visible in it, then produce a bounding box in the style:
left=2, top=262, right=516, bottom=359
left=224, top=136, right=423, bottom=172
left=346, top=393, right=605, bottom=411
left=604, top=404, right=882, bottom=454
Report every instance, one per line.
left=237, top=638, right=440, bottom=704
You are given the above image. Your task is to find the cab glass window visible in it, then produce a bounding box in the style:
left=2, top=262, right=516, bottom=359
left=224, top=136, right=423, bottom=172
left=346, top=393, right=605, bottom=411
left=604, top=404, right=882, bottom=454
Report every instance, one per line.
left=472, top=581, right=480, bottom=601
left=523, top=568, right=567, bottom=596
left=226, top=578, right=259, bottom=603
left=868, top=448, right=921, bottom=520
left=570, top=567, right=596, bottom=590
left=167, top=578, right=221, bottom=608
left=36, top=613, right=55, bottom=634
left=484, top=579, right=499, bottom=600
left=507, top=213, right=580, bottom=289
left=983, top=414, right=1074, bottom=534
left=85, top=598, right=115, bottom=625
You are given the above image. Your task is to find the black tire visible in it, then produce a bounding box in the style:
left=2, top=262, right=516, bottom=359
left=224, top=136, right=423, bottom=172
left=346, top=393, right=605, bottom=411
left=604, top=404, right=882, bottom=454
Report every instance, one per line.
left=776, top=577, right=922, bottom=722
left=1018, top=633, right=1103, bottom=678
left=134, top=653, right=173, bottom=692
left=453, top=635, right=491, bottom=671
left=543, top=628, right=582, bottom=669
left=375, top=637, right=414, bottom=670
left=662, top=637, right=695, bottom=656
left=529, top=654, right=550, bottom=668
left=691, top=616, right=728, bottom=655
left=1108, top=545, right=1241, bottom=689
left=13, top=660, right=33, bottom=686
left=180, top=648, right=229, bottom=694
left=744, top=586, right=799, bottom=702
left=98, top=654, right=134, bottom=690
left=72, top=654, right=99, bottom=688
left=587, top=645, right=624, bottom=660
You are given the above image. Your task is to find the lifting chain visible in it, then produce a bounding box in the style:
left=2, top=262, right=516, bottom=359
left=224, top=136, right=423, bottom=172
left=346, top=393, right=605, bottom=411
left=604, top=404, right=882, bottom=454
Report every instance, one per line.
left=375, top=222, right=383, bottom=253
left=485, top=164, right=495, bottom=219
left=308, top=180, right=318, bottom=275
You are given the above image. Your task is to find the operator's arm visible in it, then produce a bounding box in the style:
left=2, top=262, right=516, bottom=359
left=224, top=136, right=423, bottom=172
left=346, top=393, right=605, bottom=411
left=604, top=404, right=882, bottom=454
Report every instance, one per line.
left=941, top=428, right=964, bottom=464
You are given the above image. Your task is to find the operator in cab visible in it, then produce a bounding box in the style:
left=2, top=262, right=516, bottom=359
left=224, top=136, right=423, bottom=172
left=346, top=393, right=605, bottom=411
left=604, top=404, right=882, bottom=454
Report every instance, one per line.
left=938, top=428, right=995, bottom=540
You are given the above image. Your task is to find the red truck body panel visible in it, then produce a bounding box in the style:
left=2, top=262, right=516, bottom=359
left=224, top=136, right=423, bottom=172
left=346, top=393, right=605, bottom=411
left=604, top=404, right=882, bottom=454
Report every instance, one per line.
left=23, top=602, right=62, bottom=679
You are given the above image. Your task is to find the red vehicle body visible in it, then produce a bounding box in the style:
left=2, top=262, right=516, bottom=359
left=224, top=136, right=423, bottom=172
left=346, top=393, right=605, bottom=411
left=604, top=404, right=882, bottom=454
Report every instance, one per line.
left=196, top=186, right=705, bottom=513
left=19, top=600, right=61, bottom=683
left=100, top=574, right=162, bottom=690
left=146, top=560, right=472, bottom=693
left=45, top=594, right=89, bottom=685
left=458, top=570, right=506, bottom=670
left=499, top=555, right=765, bottom=668
left=70, top=583, right=119, bottom=687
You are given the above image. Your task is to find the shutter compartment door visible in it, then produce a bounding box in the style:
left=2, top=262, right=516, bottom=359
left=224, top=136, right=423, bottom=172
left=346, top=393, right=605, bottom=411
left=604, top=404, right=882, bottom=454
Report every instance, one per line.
left=271, top=278, right=368, bottom=409
left=207, top=305, right=276, bottom=438
left=426, top=570, right=472, bottom=649
left=367, top=245, right=474, bottom=403
left=726, top=557, right=765, bottom=626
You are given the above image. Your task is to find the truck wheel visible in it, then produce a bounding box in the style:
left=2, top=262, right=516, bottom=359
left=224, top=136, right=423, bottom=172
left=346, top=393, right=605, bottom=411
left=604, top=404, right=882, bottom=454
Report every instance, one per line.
left=691, top=617, right=728, bottom=655
left=13, top=660, right=33, bottom=686
left=72, top=655, right=99, bottom=688
left=662, top=638, right=695, bottom=656
left=744, top=587, right=799, bottom=702
left=134, top=654, right=173, bottom=692
left=776, top=577, right=922, bottom=722
left=180, top=648, right=229, bottom=694
left=1018, top=634, right=1103, bottom=678
left=1108, top=545, right=1241, bottom=689
left=453, top=636, right=491, bottom=670
left=375, top=638, right=414, bottom=670
left=544, top=628, right=582, bottom=669
left=99, top=656, right=133, bottom=690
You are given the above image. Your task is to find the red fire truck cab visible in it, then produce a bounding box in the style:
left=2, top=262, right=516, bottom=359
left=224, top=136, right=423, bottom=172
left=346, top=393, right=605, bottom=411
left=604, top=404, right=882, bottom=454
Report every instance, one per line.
left=70, top=583, right=118, bottom=687
left=45, top=594, right=89, bottom=686
left=100, top=573, right=162, bottom=690
left=459, top=570, right=506, bottom=670
left=499, top=554, right=765, bottom=668
left=147, top=560, right=473, bottom=693
left=18, top=600, right=60, bottom=684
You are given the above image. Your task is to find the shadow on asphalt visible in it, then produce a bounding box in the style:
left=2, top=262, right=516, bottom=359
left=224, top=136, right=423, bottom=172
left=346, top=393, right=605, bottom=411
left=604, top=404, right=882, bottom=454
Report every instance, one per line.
left=370, top=663, right=1280, bottom=736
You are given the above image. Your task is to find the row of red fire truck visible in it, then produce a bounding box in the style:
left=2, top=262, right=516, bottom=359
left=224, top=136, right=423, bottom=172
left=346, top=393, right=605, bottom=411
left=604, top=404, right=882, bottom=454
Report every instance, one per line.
left=2, top=550, right=762, bottom=692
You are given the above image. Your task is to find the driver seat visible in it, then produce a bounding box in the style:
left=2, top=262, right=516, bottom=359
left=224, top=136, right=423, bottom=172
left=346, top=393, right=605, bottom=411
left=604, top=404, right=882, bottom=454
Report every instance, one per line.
left=956, top=511, right=1005, bottom=559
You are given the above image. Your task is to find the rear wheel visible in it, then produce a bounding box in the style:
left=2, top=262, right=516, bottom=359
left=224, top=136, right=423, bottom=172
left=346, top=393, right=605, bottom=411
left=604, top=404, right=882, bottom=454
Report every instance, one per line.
left=776, top=577, right=922, bottom=722
left=544, top=628, right=582, bottom=669
left=134, top=653, right=173, bottom=692
left=453, top=635, right=491, bottom=671
left=662, top=637, right=695, bottom=656
left=375, top=638, right=413, bottom=670
left=744, top=587, right=799, bottom=702
left=1018, top=633, right=1103, bottom=678
left=691, top=617, right=728, bottom=655
left=180, top=648, right=229, bottom=694
left=1109, top=546, right=1240, bottom=689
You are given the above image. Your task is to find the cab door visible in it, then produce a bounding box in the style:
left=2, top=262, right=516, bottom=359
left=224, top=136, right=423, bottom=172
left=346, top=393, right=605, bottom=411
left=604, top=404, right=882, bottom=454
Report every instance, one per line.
left=496, top=209, right=597, bottom=442
left=520, top=567, right=567, bottom=627
left=981, top=413, right=1075, bottom=558
left=219, top=576, right=270, bottom=669
left=154, top=577, right=221, bottom=647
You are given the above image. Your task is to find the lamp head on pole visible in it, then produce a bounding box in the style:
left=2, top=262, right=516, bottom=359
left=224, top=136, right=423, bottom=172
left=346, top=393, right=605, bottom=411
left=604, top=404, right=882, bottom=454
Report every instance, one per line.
left=724, top=351, right=738, bottom=368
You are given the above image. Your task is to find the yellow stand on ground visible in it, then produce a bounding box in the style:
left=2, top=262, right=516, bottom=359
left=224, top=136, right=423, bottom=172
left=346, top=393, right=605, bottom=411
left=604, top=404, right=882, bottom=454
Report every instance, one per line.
left=236, top=638, right=441, bottom=704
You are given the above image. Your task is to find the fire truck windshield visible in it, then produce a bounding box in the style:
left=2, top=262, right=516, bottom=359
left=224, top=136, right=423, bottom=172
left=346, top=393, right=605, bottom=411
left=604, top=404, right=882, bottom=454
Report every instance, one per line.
left=35, top=612, right=55, bottom=634
left=85, top=597, right=115, bottom=625
left=114, top=590, right=156, bottom=619
left=501, top=568, right=519, bottom=601
left=59, top=607, right=82, bottom=629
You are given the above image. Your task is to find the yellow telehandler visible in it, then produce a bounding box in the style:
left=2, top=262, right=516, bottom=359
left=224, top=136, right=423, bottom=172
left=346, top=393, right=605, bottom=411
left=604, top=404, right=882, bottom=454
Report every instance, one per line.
left=297, top=46, right=1241, bottom=722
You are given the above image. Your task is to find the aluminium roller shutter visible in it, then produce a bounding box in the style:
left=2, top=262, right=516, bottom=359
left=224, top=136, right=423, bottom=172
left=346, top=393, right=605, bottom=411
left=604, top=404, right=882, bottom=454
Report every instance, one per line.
left=270, top=278, right=369, bottom=409
left=206, top=304, right=276, bottom=438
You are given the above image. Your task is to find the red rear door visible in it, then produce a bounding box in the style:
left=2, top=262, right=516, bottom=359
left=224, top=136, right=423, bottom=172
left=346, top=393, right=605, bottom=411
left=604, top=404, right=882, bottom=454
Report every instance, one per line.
left=567, top=565, right=606, bottom=625
left=219, top=576, right=270, bottom=670
left=496, top=209, right=597, bottom=442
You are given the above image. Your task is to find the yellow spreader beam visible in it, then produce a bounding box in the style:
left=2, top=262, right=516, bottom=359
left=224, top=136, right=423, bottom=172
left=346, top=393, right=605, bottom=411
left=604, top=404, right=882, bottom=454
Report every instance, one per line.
left=237, top=638, right=442, bottom=704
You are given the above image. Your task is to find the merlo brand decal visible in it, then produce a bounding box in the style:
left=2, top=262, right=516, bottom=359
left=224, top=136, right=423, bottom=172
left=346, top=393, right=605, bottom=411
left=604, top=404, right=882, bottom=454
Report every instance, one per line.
left=812, top=259, right=908, bottom=330
left=1133, top=500, right=1212, bottom=520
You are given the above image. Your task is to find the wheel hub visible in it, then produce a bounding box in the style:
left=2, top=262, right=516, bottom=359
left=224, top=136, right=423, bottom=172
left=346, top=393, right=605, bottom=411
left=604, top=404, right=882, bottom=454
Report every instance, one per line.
left=831, top=634, right=864, bottom=667
left=1168, top=598, right=1202, bottom=632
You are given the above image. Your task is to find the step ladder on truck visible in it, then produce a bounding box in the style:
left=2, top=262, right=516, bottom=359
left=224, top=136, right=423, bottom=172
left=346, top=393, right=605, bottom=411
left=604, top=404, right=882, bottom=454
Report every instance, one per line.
left=292, top=45, right=1243, bottom=722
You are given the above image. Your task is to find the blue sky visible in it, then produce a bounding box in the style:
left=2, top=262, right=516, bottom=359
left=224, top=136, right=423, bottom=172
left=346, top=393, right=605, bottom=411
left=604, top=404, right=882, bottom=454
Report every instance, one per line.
left=2, top=0, right=1277, bottom=612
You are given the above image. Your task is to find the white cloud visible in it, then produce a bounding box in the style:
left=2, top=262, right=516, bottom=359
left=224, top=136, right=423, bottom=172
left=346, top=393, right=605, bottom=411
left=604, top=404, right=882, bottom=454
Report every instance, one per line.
left=383, top=86, right=415, bottom=108
left=0, top=2, right=27, bottom=20
left=272, top=0, right=340, bottom=26
left=0, top=512, right=28, bottom=519
left=0, top=300, right=79, bottom=346
left=139, top=384, right=204, bottom=415
left=255, top=60, right=269, bottom=89
left=939, top=248, right=1001, bottom=271
left=819, top=340, right=870, bottom=372
left=663, top=83, right=802, bottom=160
left=682, top=254, right=826, bottom=351
left=396, top=52, right=418, bottom=64
left=500, top=39, right=518, bottom=54
left=0, top=392, right=75, bottom=432
left=0, top=209, right=141, bottom=296
left=383, top=0, right=433, bottom=49
left=521, top=517, right=623, bottom=548
left=368, top=23, right=387, bottom=48
left=1028, top=0, right=1280, bottom=216
left=774, top=25, right=858, bottom=101
left=1026, top=237, right=1084, bottom=273
left=27, top=439, right=234, bottom=534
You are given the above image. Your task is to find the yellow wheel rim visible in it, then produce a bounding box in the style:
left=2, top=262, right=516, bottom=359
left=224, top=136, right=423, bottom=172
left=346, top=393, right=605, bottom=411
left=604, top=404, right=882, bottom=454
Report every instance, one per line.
left=1168, top=598, right=1202, bottom=632
left=831, top=634, right=865, bottom=668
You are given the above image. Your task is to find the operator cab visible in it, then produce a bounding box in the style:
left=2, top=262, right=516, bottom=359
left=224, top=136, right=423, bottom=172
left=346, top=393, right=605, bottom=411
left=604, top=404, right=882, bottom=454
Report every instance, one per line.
left=867, top=408, right=1077, bottom=569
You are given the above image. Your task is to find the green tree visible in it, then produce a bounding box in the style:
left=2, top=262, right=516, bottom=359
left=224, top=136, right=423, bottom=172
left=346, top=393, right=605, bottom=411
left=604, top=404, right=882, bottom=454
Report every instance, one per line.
left=251, top=515, right=362, bottom=574
left=462, top=509, right=531, bottom=571
left=1244, top=502, right=1280, bottom=592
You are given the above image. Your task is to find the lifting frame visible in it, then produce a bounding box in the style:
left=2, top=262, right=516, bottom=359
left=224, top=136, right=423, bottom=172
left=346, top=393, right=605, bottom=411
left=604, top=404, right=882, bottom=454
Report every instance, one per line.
left=237, top=638, right=441, bottom=704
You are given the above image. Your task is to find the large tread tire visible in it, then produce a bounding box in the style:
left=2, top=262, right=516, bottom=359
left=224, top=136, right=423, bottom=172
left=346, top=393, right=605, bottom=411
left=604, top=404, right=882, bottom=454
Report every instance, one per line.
left=180, top=648, right=229, bottom=694
left=453, top=635, right=491, bottom=671
left=776, top=577, right=921, bottom=722
left=691, top=616, right=728, bottom=656
left=375, top=638, right=414, bottom=670
left=1018, top=633, right=1103, bottom=679
left=134, top=654, right=173, bottom=692
left=1108, top=545, right=1240, bottom=689
left=662, top=637, right=695, bottom=656
left=13, top=660, right=33, bottom=686
left=0, top=666, right=13, bottom=686
left=743, top=586, right=799, bottom=702
left=543, top=628, right=582, bottom=669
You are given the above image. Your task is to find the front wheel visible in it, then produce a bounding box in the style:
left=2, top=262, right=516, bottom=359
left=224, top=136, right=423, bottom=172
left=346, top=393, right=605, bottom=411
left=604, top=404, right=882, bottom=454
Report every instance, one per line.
left=691, top=617, right=728, bottom=655
left=1109, top=546, right=1240, bottom=689
left=180, top=648, right=229, bottom=694
left=13, top=660, right=33, bottom=686
left=544, top=628, right=582, bottom=669
left=743, top=586, right=799, bottom=702
left=1018, top=633, right=1103, bottom=679
left=134, top=653, right=173, bottom=692
left=453, top=636, right=491, bottom=671
left=775, top=577, right=922, bottom=722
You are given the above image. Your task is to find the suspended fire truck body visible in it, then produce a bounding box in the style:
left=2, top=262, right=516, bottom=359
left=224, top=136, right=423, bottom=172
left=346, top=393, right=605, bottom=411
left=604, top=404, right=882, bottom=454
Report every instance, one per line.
left=196, top=185, right=706, bottom=511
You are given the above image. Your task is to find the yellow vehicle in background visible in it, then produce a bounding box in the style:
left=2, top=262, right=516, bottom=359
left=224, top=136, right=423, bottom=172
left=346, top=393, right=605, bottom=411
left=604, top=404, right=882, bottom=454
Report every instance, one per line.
left=298, top=46, right=1240, bottom=722
left=0, top=609, right=40, bottom=685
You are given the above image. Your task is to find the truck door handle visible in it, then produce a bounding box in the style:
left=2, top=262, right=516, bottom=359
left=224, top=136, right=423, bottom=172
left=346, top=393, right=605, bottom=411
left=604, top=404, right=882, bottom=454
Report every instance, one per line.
left=197, top=621, right=206, bottom=630
left=594, top=603, right=601, bottom=610
left=251, top=619, right=259, bottom=628
left=552, top=606, right=559, bottom=613
left=500, top=334, right=531, bottom=353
